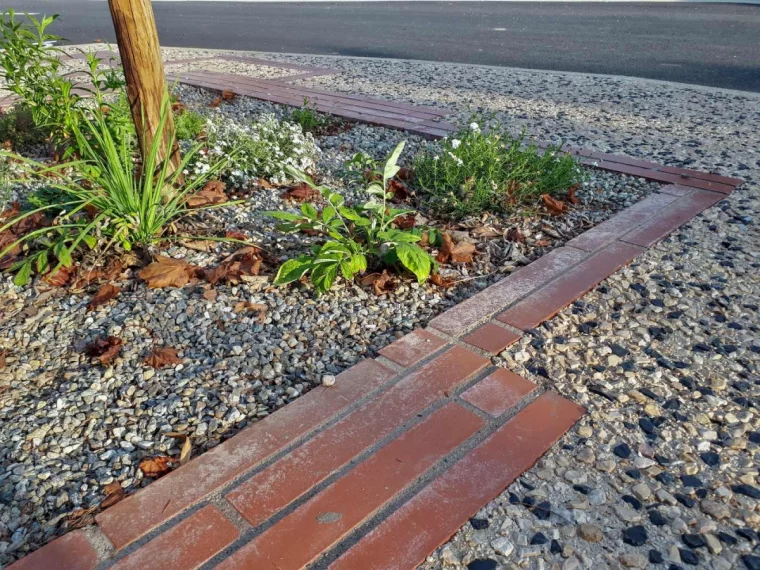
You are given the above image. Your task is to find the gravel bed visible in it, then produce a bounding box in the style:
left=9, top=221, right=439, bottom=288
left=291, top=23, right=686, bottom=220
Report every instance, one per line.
left=164, top=60, right=295, bottom=80
left=1, top=46, right=758, bottom=568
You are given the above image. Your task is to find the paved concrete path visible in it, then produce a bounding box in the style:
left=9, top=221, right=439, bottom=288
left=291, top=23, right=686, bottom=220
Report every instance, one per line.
left=8, top=1, right=760, bottom=92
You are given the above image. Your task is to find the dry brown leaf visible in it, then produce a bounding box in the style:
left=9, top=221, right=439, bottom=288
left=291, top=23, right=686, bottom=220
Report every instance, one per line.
left=84, top=336, right=123, bottom=365
left=165, top=432, right=192, bottom=465
left=394, top=213, right=416, bottom=230
left=139, top=456, right=174, bottom=479
left=203, top=246, right=262, bottom=286
left=181, top=239, right=215, bottom=252
left=253, top=178, right=273, bottom=189
left=187, top=180, right=228, bottom=208
left=209, top=96, right=222, bottom=108
left=506, top=227, right=526, bottom=243
left=0, top=350, right=6, bottom=370
left=387, top=178, right=410, bottom=202
left=0, top=201, right=20, bottom=219
left=144, top=347, right=182, bottom=369
left=225, top=230, right=248, bottom=241
left=471, top=224, right=501, bottom=239
left=535, top=239, right=551, bottom=247
left=222, top=90, right=236, bottom=101
left=202, top=288, right=218, bottom=301
left=436, top=233, right=476, bottom=264
left=171, top=101, right=186, bottom=115
left=139, top=256, right=198, bottom=288
left=430, top=273, right=455, bottom=289
left=67, top=506, right=97, bottom=530
left=42, top=265, right=76, bottom=287
left=100, top=481, right=125, bottom=509
left=87, top=283, right=120, bottom=310
left=567, top=184, right=580, bottom=205
left=360, top=270, right=397, bottom=296
left=281, top=182, right=319, bottom=203
left=541, top=193, right=568, bottom=216
left=396, top=167, right=413, bottom=181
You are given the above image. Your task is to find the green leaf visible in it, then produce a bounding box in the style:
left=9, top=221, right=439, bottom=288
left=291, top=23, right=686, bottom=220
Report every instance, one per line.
left=264, top=211, right=304, bottom=222
left=328, top=193, right=345, bottom=208
left=13, top=260, right=33, bottom=286
left=395, top=242, right=431, bottom=283
left=322, top=205, right=336, bottom=223
left=35, top=253, right=48, bottom=274
left=300, top=203, right=318, bottom=219
left=54, top=242, right=73, bottom=267
left=311, top=261, right=339, bottom=293
left=273, top=256, right=313, bottom=285
left=339, top=253, right=367, bottom=280
left=384, top=141, right=406, bottom=182
left=378, top=229, right=421, bottom=244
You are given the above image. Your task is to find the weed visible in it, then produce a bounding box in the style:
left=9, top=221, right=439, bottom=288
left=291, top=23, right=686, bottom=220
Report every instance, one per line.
left=174, top=109, right=206, bottom=141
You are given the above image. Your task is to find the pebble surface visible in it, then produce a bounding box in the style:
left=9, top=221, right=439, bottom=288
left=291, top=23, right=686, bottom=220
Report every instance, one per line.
left=2, top=47, right=759, bottom=568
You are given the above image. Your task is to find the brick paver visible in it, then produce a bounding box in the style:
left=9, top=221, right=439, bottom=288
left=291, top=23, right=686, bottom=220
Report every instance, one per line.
left=219, top=403, right=483, bottom=569
left=7, top=531, right=100, bottom=570
left=330, top=392, right=585, bottom=570
left=378, top=328, right=448, bottom=367
left=462, top=322, right=522, bottom=354
left=461, top=368, right=537, bottom=417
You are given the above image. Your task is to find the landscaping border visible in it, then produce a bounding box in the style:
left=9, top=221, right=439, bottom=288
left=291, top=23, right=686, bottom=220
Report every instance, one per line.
left=7, top=155, right=742, bottom=569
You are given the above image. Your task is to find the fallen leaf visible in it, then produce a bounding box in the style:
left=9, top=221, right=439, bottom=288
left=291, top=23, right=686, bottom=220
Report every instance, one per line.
left=471, top=224, right=501, bottom=239
left=100, top=481, right=125, bottom=509
left=430, top=273, right=455, bottom=288
left=541, top=194, right=568, bottom=216
left=187, top=180, right=228, bottom=208
left=165, top=432, right=192, bottom=465
left=144, top=347, right=182, bottom=368
left=202, top=288, right=217, bottom=301
left=394, top=213, right=416, bottom=230
left=87, top=283, right=120, bottom=310
left=535, top=239, right=550, bottom=247
left=436, top=233, right=476, bottom=264
left=42, top=265, right=75, bottom=287
left=506, top=228, right=526, bottom=243
left=396, top=167, right=413, bottom=181
left=171, top=101, right=186, bottom=115
left=225, top=230, right=248, bottom=241
left=181, top=239, right=216, bottom=252
left=209, top=96, right=222, bottom=108
left=567, top=184, right=580, bottom=205
left=360, top=270, right=397, bottom=296
left=387, top=178, right=410, bottom=202
left=0, top=201, right=20, bottom=219
left=281, top=182, right=319, bottom=203
left=0, top=350, right=6, bottom=370
left=222, top=90, right=236, bottom=101
left=253, top=178, right=273, bottom=189
left=84, top=336, right=123, bottom=365
left=139, top=456, right=174, bottom=479
left=233, top=301, right=267, bottom=322
left=203, top=246, right=262, bottom=286
left=139, top=256, right=198, bottom=288
left=66, top=506, right=97, bottom=530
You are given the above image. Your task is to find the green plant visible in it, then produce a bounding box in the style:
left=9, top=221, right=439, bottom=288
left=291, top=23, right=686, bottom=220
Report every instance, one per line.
left=0, top=11, right=131, bottom=154
left=0, top=105, right=49, bottom=151
left=288, top=98, right=326, bottom=133
left=174, top=109, right=206, bottom=141
left=413, top=121, right=583, bottom=219
left=266, top=141, right=434, bottom=294
left=340, top=150, right=379, bottom=185
left=0, top=96, right=235, bottom=286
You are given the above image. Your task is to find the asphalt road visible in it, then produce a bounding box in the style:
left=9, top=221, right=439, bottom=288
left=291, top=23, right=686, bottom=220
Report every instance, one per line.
left=6, top=2, right=760, bottom=92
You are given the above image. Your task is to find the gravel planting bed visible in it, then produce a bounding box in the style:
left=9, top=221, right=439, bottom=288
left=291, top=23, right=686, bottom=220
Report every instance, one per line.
left=164, top=59, right=295, bottom=80
left=1, top=46, right=758, bottom=567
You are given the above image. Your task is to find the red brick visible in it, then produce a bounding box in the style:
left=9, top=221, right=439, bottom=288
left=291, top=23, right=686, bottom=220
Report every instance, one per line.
left=655, top=165, right=743, bottom=188
left=330, top=391, right=585, bottom=570
left=497, top=241, right=643, bottom=330
left=378, top=329, right=447, bottom=367
left=658, top=184, right=695, bottom=197
left=96, top=358, right=395, bottom=550
left=225, top=346, right=488, bottom=527
left=429, top=247, right=588, bottom=336
left=111, top=505, right=238, bottom=570
left=567, top=192, right=679, bottom=252
left=462, top=322, right=521, bottom=354
left=460, top=369, right=537, bottom=417
left=219, top=403, right=483, bottom=570
left=591, top=160, right=735, bottom=193
left=7, top=531, right=100, bottom=570
left=621, top=189, right=724, bottom=247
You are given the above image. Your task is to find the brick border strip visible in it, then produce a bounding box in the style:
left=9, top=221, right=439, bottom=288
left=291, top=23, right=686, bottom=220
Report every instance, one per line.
left=7, top=166, right=741, bottom=569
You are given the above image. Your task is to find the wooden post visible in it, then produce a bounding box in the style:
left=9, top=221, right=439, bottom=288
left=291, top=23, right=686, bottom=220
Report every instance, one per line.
left=107, top=0, right=180, bottom=172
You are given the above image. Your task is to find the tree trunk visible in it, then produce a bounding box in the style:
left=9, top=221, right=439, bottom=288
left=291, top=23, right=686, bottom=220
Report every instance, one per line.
left=107, top=0, right=180, bottom=172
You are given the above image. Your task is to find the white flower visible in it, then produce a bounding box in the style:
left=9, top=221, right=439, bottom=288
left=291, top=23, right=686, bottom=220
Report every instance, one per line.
left=469, top=122, right=480, bottom=132
left=451, top=139, right=461, bottom=149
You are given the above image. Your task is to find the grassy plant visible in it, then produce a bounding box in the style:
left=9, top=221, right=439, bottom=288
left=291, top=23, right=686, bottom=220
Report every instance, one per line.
left=340, top=151, right=378, bottom=185
left=0, top=96, right=234, bottom=285
left=288, top=98, right=326, bottom=133
left=267, top=142, right=434, bottom=294
left=174, top=109, right=206, bottom=141
left=413, top=121, right=583, bottom=219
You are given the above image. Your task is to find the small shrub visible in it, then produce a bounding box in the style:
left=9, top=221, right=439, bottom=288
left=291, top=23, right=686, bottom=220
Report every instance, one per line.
left=0, top=105, right=49, bottom=151
left=174, top=109, right=206, bottom=141
left=267, top=141, right=434, bottom=294
left=413, top=121, right=583, bottom=219
left=340, top=151, right=378, bottom=185
left=189, top=113, right=317, bottom=186
left=0, top=96, right=234, bottom=286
